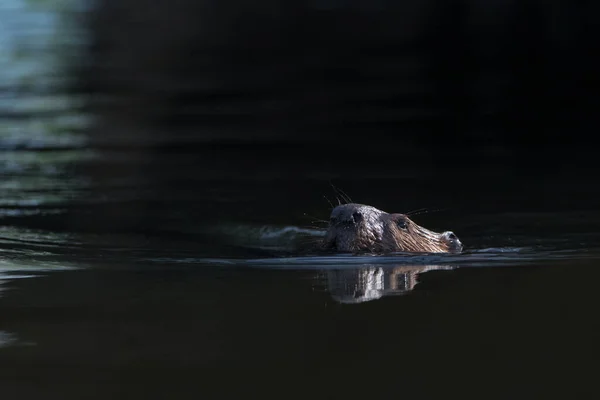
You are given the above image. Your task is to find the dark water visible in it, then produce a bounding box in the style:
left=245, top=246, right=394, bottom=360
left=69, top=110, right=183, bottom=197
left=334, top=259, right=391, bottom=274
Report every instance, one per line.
left=2, top=1, right=600, bottom=399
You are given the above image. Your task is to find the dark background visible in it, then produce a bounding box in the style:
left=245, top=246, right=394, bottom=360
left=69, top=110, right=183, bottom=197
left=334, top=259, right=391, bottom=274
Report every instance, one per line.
left=71, top=0, right=600, bottom=234
left=82, top=0, right=598, bottom=153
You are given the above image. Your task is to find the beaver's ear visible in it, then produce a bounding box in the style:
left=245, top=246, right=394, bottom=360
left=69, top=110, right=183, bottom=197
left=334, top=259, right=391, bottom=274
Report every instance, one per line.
left=441, top=231, right=463, bottom=253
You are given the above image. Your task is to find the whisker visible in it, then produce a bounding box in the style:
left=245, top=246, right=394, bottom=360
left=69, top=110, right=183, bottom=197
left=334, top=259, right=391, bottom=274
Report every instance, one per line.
left=406, top=208, right=449, bottom=217
left=329, top=182, right=353, bottom=204
left=299, top=223, right=327, bottom=229
left=337, top=188, right=353, bottom=204
left=323, top=195, right=334, bottom=209
left=405, top=207, right=429, bottom=216
left=302, top=212, right=328, bottom=224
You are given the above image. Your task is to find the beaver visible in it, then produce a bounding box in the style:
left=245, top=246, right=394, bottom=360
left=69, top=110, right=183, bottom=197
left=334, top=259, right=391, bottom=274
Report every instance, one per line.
left=321, top=203, right=462, bottom=254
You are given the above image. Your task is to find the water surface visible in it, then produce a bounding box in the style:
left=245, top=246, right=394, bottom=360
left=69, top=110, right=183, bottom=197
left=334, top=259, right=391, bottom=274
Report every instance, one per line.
left=2, top=1, right=600, bottom=399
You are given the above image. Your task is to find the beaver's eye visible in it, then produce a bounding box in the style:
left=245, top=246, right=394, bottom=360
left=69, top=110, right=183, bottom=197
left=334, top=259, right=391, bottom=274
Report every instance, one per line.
left=396, top=219, right=408, bottom=230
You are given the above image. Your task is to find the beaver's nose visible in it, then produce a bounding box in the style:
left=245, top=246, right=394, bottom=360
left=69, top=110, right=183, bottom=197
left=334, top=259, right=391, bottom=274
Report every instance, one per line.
left=351, top=211, right=363, bottom=224
left=330, top=204, right=366, bottom=224
left=332, top=209, right=362, bottom=224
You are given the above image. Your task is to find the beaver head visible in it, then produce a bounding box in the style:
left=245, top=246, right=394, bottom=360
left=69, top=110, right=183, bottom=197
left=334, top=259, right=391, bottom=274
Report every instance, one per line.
left=322, top=203, right=462, bottom=254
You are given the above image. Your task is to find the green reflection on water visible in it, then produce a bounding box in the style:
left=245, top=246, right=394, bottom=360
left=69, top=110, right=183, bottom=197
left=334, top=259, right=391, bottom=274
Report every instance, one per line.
left=0, top=0, right=93, bottom=231
left=0, top=0, right=89, bottom=143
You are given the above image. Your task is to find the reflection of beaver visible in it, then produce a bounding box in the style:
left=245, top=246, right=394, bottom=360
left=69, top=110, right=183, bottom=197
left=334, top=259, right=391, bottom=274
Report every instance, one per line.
left=324, top=265, right=452, bottom=304
left=322, top=203, right=463, bottom=253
